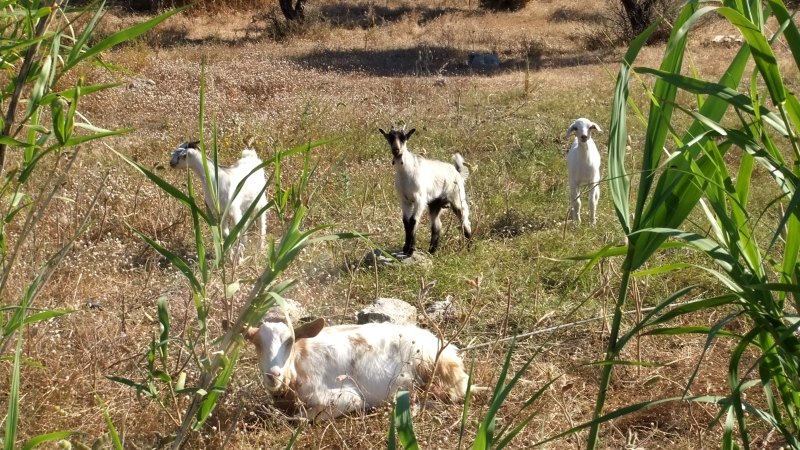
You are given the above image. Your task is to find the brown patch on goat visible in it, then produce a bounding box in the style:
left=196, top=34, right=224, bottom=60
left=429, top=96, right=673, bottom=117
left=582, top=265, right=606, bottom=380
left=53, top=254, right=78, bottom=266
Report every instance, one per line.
left=348, top=334, right=373, bottom=352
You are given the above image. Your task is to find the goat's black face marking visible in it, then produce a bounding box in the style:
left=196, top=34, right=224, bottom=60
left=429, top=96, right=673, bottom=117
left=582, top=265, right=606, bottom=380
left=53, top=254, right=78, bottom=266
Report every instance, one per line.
left=379, top=127, right=415, bottom=161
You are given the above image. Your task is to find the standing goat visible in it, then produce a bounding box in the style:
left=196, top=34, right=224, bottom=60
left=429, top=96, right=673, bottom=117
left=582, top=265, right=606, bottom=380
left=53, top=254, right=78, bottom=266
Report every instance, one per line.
left=379, top=125, right=472, bottom=256
left=170, top=141, right=267, bottom=255
left=244, top=318, right=470, bottom=420
left=565, top=118, right=602, bottom=225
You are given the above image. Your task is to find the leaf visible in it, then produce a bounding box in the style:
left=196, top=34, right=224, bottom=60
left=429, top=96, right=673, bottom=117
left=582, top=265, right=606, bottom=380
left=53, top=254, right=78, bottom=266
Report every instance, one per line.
left=62, top=6, right=190, bottom=72
left=634, top=68, right=788, bottom=136
left=716, top=7, right=785, bottom=105
left=131, top=228, right=203, bottom=295
left=95, top=393, right=123, bottom=450
left=157, top=296, right=169, bottom=364
left=393, top=391, right=419, bottom=450
left=4, top=317, right=22, bottom=450
left=25, top=54, right=51, bottom=118
left=22, top=432, right=84, bottom=450
left=225, top=280, right=240, bottom=298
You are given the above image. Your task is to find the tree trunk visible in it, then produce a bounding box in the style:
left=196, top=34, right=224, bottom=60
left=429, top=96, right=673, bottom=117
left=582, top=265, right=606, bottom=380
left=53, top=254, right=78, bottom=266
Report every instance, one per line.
left=618, top=0, right=658, bottom=35
left=278, top=0, right=306, bottom=21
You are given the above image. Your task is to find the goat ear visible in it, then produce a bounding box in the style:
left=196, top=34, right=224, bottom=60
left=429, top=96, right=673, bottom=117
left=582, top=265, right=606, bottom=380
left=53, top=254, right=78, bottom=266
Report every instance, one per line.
left=565, top=124, right=576, bottom=138
left=244, top=327, right=260, bottom=342
left=187, top=141, right=200, bottom=149
left=294, top=318, right=325, bottom=339
left=590, top=123, right=602, bottom=133
left=378, top=128, right=388, bottom=138
left=405, top=128, right=416, bottom=139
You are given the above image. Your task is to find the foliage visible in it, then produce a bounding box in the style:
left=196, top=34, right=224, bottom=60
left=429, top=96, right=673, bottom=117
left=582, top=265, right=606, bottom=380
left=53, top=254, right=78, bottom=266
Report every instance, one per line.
left=0, top=0, right=184, bottom=447
left=563, top=0, right=800, bottom=448
left=603, top=0, right=680, bottom=44
left=478, top=0, right=531, bottom=13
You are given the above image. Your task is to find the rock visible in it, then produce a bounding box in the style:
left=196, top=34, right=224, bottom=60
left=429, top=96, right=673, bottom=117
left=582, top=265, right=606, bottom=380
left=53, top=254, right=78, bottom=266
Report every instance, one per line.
left=363, top=249, right=432, bottom=269
left=127, top=78, right=155, bottom=91
left=423, top=297, right=457, bottom=322
left=712, top=35, right=725, bottom=43
left=468, top=52, right=501, bottom=69
left=264, top=297, right=309, bottom=323
left=357, top=298, right=417, bottom=325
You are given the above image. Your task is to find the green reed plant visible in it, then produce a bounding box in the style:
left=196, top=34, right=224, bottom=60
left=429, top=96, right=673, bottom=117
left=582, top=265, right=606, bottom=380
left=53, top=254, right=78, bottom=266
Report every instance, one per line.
left=0, top=1, right=184, bottom=448
left=552, top=0, right=800, bottom=448
left=111, top=65, right=360, bottom=448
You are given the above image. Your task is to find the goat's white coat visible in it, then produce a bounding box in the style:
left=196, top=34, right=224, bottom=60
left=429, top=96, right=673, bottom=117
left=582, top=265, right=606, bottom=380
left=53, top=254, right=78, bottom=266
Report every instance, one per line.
left=246, top=319, right=469, bottom=420
left=170, top=142, right=267, bottom=255
left=379, top=127, right=472, bottom=255
left=566, top=118, right=602, bottom=224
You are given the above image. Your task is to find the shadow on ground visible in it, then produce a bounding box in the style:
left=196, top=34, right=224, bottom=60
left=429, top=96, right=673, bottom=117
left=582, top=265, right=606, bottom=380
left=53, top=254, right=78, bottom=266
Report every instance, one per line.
left=290, top=45, right=616, bottom=77
left=316, top=3, right=465, bottom=29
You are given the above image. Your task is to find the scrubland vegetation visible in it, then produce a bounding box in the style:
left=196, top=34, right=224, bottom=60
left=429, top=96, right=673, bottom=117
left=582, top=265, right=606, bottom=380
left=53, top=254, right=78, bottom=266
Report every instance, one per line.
left=2, top=0, right=800, bottom=448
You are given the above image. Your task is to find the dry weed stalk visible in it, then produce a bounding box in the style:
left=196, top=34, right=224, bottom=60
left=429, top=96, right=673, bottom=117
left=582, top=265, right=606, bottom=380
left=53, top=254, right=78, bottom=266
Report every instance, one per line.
left=416, top=274, right=482, bottom=409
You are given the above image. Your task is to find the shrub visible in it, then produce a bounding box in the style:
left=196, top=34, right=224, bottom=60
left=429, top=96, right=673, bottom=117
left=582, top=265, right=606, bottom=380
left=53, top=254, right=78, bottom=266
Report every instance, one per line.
left=479, top=0, right=531, bottom=13
left=598, top=0, right=681, bottom=45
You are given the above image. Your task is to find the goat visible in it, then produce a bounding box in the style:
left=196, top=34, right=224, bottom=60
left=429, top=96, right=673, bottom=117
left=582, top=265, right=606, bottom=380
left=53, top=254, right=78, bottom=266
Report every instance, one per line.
left=170, top=140, right=267, bottom=254
left=378, top=125, right=472, bottom=256
left=244, top=318, right=470, bottom=420
left=565, top=118, right=602, bottom=225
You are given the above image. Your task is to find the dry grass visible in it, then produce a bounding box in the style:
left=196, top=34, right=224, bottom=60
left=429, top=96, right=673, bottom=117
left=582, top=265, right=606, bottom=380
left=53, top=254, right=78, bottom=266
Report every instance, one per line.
left=2, top=0, right=798, bottom=449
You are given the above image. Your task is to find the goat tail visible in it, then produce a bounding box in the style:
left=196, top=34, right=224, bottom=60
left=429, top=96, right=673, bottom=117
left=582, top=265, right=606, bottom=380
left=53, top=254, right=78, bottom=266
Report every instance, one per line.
left=452, top=153, right=469, bottom=182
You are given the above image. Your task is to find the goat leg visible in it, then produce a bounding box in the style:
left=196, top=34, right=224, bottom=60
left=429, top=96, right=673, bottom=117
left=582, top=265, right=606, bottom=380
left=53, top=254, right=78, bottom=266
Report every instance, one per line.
left=402, top=216, right=416, bottom=256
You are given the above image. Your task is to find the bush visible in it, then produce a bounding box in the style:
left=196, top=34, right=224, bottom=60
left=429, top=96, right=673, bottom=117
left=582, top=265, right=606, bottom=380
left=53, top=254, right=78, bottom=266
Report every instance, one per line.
left=598, top=0, right=680, bottom=45
left=479, top=0, right=531, bottom=13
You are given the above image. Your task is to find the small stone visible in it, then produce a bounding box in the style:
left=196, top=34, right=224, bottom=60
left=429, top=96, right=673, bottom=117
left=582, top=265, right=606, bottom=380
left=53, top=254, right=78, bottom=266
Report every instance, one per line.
left=264, top=298, right=309, bottom=323
left=357, top=298, right=417, bottom=325
left=363, top=249, right=432, bottom=269
left=424, top=297, right=457, bottom=322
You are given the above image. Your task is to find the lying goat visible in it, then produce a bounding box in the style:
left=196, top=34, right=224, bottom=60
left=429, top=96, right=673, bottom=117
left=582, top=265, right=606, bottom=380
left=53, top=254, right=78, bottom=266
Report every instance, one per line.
left=170, top=141, right=267, bottom=256
left=379, top=125, right=472, bottom=255
left=565, top=118, right=602, bottom=225
left=245, top=318, right=470, bottom=420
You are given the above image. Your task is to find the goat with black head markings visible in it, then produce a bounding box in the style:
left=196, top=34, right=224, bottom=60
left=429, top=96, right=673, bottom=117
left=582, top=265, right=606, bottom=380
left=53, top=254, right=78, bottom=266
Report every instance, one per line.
left=379, top=125, right=472, bottom=255
left=170, top=140, right=268, bottom=259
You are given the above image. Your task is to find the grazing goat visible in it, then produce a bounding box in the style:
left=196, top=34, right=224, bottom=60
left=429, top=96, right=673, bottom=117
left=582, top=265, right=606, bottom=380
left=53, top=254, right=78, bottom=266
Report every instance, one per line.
left=245, top=318, right=470, bottom=420
left=170, top=141, right=267, bottom=254
left=379, top=125, right=472, bottom=255
left=566, top=118, right=602, bottom=225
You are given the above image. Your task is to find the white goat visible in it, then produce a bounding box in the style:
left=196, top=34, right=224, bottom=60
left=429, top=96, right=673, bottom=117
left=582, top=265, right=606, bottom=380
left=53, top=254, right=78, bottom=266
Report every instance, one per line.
left=244, top=318, right=470, bottom=420
left=565, top=118, right=602, bottom=225
left=170, top=141, right=267, bottom=253
left=378, top=125, right=472, bottom=255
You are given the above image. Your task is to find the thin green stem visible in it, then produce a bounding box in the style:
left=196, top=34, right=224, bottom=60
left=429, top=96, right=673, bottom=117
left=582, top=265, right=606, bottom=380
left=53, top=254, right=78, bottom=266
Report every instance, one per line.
left=587, top=260, right=633, bottom=450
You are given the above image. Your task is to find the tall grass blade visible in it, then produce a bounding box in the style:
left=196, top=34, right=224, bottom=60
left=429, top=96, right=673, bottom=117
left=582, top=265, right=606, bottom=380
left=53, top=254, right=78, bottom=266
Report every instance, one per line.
left=458, top=355, right=476, bottom=450
left=393, top=390, right=419, bottom=450
left=96, top=393, right=123, bottom=450
left=62, top=6, right=189, bottom=72
left=634, top=68, right=787, bottom=135
left=3, top=313, right=22, bottom=450
left=716, top=7, right=785, bottom=105
left=607, top=19, right=662, bottom=234
left=22, top=431, right=83, bottom=450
